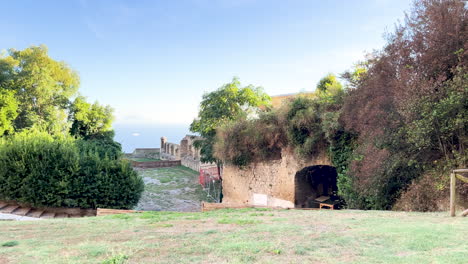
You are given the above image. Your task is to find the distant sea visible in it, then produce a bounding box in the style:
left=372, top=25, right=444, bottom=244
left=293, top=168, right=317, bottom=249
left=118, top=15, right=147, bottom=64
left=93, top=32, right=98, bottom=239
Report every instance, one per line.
left=113, top=123, right=192, bottom=153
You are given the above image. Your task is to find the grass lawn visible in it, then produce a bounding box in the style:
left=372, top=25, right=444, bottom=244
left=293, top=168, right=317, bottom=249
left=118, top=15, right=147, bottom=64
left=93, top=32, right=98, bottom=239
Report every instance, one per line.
left=0, top=209, right=466, bottom=263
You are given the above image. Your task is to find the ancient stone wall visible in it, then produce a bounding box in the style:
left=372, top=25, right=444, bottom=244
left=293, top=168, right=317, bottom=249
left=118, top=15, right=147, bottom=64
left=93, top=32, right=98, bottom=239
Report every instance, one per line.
left=160, top=137, right=181, bottom=160
left=222, top=149, right=331, bottom=208
left=131, top=148, right=160, bottom=159
left=179, top=135, right=215, bottom=171
left=160, top=135, right=216, bottom=171
left=130, top=160, right=181, bottom=168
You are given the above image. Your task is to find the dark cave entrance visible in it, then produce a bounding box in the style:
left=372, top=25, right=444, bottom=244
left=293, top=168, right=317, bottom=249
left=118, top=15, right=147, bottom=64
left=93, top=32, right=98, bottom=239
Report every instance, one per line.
left=294, top=165, right=339, bottom=208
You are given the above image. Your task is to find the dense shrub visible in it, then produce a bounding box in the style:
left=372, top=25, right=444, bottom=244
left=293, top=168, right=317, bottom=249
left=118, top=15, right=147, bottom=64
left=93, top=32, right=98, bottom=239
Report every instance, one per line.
left=0, top=131, right=143, bottom=209
left=284, top=97, right=324, bottom=158
left=339, top=0, right=467, bottom=210
left=215, top=92, right=348, bottom=169
left=76, top=133, right=123, bottom=160
left=394, top=168, right=468, bottom=212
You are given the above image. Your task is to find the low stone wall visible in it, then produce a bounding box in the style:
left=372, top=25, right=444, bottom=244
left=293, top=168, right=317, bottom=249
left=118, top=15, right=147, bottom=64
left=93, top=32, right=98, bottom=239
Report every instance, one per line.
left=130, top=160, right=181, bottom=168
left=222, top=149, right=331, bottom=208
left=181, top=156, right=216, bottom=172
left=131, top=148, right=160, bottom=159
left=161, top=152, right=179, bottom=161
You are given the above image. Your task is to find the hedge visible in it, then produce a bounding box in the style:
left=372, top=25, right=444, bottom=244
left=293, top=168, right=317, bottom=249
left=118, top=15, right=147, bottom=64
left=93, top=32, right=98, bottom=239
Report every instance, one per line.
left=0, top=131, right=144, bottom=209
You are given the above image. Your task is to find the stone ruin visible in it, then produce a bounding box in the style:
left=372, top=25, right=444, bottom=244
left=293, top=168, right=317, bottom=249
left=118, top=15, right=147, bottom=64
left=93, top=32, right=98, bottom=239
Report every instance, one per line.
left=158, top=119, right=338, bottom=209
left=221, top=148, right=338, bottom=209
left=160, top=135, right=216, bottom=172
left=130, top=148, right=160, bottom=159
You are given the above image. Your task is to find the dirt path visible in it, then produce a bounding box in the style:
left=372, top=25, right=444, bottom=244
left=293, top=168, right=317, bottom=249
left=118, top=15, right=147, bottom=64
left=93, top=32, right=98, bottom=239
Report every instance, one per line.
left=134, top=166, right=210, bottom=212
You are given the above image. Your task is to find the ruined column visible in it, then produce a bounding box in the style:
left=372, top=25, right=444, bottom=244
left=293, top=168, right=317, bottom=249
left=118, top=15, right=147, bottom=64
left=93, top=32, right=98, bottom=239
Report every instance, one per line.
left=161, top=137, right=167, bottom=153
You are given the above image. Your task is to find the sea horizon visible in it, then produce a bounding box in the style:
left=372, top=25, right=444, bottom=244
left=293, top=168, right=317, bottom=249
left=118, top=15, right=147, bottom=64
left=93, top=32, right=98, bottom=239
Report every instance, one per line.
left=113, top=123, right=192, bottom=153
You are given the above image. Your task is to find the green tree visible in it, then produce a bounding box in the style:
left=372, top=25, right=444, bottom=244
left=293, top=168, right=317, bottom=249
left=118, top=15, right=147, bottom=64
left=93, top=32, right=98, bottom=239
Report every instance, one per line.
left=341, top=62, right=368, bottom=90
left=316, top=73, right=344, bottom=103
left=0, top=45, right=79, bottom=133
left=190, top=77, right=271, bottom=165
left=69, top=96, right=114, bottom=140
left=0, top=90, right=18, bottom=136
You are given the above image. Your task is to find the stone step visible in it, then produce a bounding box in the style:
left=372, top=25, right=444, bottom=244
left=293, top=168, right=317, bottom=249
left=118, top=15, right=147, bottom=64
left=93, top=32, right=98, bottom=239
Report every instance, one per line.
left=55, top=213, right=69, bottom=218
left=40, top=212, right=56, bottom=219
left=83, top=211, right=96, bottom=217
left=26, top=209, right=45, bottom=218
left=68, top=214, right=82, bottom=218
left=0, top=202, right=9, bottom=209
left=13, top=207, right=31, bottom=216
left=1, top=205, right=19, bottom=214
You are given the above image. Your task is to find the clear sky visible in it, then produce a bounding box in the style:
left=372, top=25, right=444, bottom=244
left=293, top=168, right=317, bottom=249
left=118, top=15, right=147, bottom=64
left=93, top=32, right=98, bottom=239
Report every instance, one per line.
left=1, top=0, right=411, bottom=126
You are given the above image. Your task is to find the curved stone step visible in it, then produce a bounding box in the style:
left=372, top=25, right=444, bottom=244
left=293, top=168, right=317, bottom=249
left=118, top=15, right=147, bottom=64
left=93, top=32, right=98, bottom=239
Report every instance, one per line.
left=55, top=213, right=69, bottom=218
left=26, top=209, right=45, bottom=218
left=1, top=205, right=19, bottom=214
left=39, top=212, right=55, bottom=219
left=13, top=207, right=32, bottom=216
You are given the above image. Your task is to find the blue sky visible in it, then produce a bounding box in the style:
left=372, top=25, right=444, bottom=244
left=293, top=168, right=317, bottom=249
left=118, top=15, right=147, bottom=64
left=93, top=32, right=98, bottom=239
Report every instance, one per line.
left=1, top=0, right=411, bottom=126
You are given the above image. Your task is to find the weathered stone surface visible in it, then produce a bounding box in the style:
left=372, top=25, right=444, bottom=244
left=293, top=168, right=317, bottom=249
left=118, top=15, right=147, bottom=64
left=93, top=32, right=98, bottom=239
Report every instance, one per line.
left=222, top=149, right=331, bottom=208
left=161, top=134, right=217, bottom=172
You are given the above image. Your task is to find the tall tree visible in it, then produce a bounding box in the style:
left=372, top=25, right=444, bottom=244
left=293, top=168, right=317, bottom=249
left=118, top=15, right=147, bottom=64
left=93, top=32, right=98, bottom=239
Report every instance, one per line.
left=315, top=73, right=345, bottom=104
left=0, top=90, right=18, bottom=136
left=190, top=77, right=271, bottom=167
left=69, top=96, right=115, bottom=140
left=0, top=45, right=79, bottom=133
left=340, top=0, right=467, bottom=209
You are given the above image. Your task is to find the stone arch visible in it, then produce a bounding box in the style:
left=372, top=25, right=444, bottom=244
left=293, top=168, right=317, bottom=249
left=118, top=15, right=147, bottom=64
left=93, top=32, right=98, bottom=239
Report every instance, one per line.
left=170, top=145, right=175, bottom=156
left=294, top=165, right=338, bottom=208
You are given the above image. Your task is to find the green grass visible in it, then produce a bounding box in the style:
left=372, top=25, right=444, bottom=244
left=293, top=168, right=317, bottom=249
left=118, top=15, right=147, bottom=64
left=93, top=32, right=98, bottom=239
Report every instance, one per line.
left=0, top=209, right=466, bottom=263
left=101, top=254, right=129, bottom=264
left=1, top=241, right=18, bottom=247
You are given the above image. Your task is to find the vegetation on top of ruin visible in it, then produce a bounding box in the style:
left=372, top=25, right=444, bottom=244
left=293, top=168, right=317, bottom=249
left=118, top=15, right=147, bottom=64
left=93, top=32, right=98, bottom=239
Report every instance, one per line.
left=190, top=77, right=271, bottom=167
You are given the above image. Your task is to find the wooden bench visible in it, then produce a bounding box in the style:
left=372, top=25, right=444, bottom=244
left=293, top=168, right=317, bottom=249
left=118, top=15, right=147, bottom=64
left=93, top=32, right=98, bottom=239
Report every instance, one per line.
left=315, top=196, right=337, bottom=210
left=319, top=202, right=335, bottom=210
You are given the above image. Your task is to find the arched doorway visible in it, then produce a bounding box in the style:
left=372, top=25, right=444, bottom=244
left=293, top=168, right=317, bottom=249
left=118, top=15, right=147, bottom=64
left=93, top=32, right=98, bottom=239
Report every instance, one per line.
left=294, top=165, right=338, bottom=208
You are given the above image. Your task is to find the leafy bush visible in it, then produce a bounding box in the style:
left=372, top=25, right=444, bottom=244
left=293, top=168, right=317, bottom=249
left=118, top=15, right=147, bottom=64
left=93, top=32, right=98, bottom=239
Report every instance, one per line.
left=102, top=254, right=129, bottom=264
left=284, top=97, right=325, bottom=158
left=215, top=111, right=285, bottom=167
left=214, top=95, right=338, bottom=167
left=76, top=133, right=123, bottom=160
left=338, top=0, right=467, bottom=210
left=0, top=131, right=143, bottom=209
